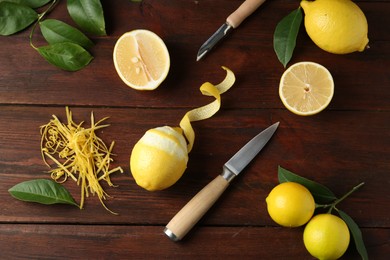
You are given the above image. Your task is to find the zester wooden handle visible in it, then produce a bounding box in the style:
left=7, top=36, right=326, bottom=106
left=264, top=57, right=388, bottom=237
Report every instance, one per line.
left=226, top=0, right=266, bottom=28
left=164, top=175, right=229, bottom=241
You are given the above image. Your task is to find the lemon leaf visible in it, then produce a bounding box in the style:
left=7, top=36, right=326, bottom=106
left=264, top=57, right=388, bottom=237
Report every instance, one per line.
left=40, top=19, right=94, bottom=49
left=8, top=179, right=79, bottom=207
left=36, top=42, right=93, bottom=71
left=0, top=0, right=51, bottom=8
left=278, top=166, right=337, bottom=204
left=338, top=210, right=369, bottom=260
left=67, top=0, right=106, bottom=36
left=273, top=7, right=302, bottom=68
left=0, top=2, right=38, bottom=36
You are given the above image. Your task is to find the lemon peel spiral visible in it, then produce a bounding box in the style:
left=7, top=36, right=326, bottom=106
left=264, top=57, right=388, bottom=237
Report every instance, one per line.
left=180, top=66, right=235, bottom=152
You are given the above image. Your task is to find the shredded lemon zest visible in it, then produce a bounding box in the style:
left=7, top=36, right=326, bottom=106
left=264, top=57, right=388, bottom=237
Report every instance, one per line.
left=179, top=66, right=236, bottom=152
left=40, top=107, right=123, bottom=214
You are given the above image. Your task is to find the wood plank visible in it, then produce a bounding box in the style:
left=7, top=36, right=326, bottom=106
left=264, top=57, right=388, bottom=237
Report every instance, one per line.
left=0, top=1, right=388, bottom=110
left=1, top=106, right=389, bottom=228
left=0, top=224, right=388, bottom=259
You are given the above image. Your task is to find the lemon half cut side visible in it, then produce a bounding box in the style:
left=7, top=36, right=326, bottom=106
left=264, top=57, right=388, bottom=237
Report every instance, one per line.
left=113, top=29, right=170, bottom=90
left=279, top=61, right=334, bottom=116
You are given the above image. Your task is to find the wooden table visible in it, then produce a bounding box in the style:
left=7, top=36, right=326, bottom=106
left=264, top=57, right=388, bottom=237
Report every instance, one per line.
left=1, top=0, right=389, bottom=259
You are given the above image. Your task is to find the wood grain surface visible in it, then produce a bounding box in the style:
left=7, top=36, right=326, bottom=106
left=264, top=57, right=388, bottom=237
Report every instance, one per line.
left=0, top=0, right=389, bottom=259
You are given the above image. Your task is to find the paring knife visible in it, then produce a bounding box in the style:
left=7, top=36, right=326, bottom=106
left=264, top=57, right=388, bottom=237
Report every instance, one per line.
left=164, top=122, right=279, bottom=241
left=196, top=0, right=267, bottom=61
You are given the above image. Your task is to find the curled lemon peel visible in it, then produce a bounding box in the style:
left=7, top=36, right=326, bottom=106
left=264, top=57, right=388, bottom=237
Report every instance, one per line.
left=40, top=107, right=123, bottom=214
left=179, top=66, right=235, bottom=153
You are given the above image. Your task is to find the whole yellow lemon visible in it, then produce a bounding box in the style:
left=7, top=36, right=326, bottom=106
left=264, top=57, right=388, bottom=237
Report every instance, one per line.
left=266, top=182, right=315, bottom=227
left=301, top=0, right=369, bottom=54
left=304, top=213, right=350, bottom=260
left=130, top=126, right=188, bottom=191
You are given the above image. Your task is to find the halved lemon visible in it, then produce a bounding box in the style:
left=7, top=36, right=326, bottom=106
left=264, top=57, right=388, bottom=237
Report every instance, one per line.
left=113, top=29, right=170, bottom=90
left=279, top=61, right=334, bottom=116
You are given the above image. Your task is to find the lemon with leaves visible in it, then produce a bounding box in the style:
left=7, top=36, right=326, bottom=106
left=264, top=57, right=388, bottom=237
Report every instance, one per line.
left=301, top=0, right=369, bottom=54
left=266, top=182, right=315, bottom=227
left=304, top=213, right=350, bottom=260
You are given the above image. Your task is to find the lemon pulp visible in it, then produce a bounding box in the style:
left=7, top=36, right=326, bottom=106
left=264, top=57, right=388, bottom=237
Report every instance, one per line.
left=113, top=29, right=170, bottom=90
left=279, top=61, right=334, bottom=116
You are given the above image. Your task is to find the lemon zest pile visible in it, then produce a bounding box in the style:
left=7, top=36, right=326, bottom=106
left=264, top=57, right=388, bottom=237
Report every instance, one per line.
left=40, top=107, right=123, bottom=214
left=179, top=66, right=235, bottom=152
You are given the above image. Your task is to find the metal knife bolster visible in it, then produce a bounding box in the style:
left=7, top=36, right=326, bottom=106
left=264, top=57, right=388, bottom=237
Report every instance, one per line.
left=221, top=165, right=238, bottom=183
left=196, top=23, right=233, bottom=61
left=203, top=22, right=233, bottom=49
left=220, top=22, right=234, bottom=35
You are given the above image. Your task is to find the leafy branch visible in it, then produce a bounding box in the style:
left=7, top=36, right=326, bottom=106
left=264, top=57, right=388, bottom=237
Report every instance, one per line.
left=316, top=182, right=365, bottom=213
left=0, top=0, right=106, bottom=71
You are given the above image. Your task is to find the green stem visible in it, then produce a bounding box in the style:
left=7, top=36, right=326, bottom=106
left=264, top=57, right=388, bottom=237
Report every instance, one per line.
left=316, top=182, right=365, bottom=212
left=333, top=182, right=365, bottom=207
left=29, top=0, right=59, bottom=49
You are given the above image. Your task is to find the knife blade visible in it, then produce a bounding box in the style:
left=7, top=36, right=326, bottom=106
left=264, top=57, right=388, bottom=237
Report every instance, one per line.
left=197, top=0, right=267, bottom=61
left=164, top=122, right=279, bottom=241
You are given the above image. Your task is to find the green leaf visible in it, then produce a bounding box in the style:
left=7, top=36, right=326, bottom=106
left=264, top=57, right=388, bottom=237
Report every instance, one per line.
left=273, top=7, right=303, bottom=68
left=0, top=2, right=38, bottom=36
left=338, top=210, right=369, bottom=260
left=36, top=42, right=93, bottom=71
left=8, top=179, right=78, bottom=207
left=40, top=19, right=94, bottom=49
left=278, top=166, right=337, bottom=204
left=67, top=0, right=106, bottom=36
left=0, top=0, right=51, bottom=8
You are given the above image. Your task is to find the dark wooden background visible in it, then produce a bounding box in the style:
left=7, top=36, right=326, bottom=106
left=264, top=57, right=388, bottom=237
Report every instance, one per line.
left=0, top=0, right=389, bottom=259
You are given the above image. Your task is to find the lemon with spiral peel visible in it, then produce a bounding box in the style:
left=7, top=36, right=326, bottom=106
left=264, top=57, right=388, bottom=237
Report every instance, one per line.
left=301, top=0, right=369, bottom=54
left=130, top=67, right=236, bottom=191
left=130, top=126, right=188, bottom=191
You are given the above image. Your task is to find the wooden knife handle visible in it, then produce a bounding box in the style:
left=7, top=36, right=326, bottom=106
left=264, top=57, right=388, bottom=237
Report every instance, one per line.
left=164, top=174, right=229, bottom=241
left=227, top=0, right=266, bottom=28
